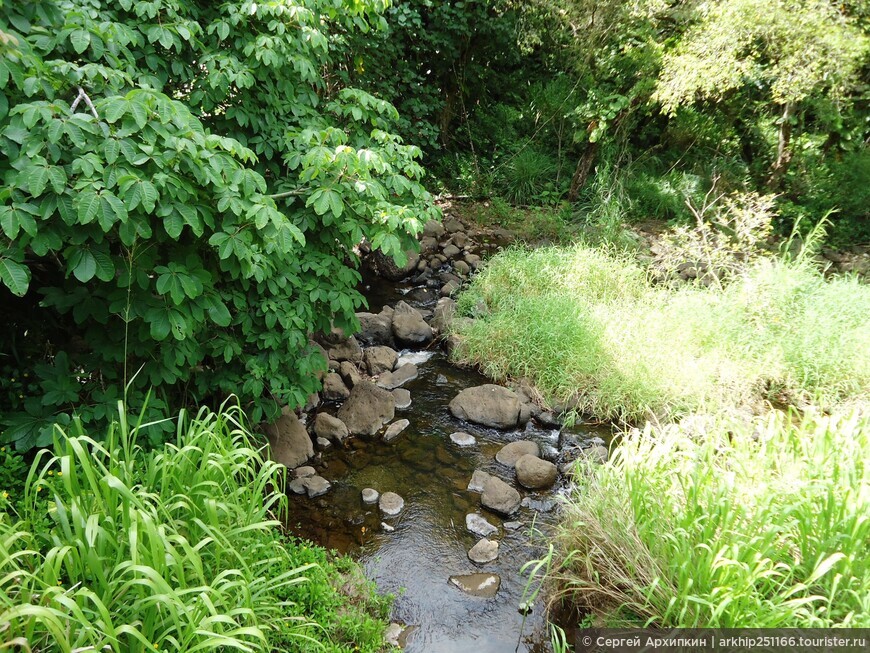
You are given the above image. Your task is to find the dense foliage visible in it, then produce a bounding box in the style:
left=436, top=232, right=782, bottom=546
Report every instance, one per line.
left=0, top=404, right=390, bottom=651
left=354, top=0, right=869, bottom=239
left=554, top=409, right=870, bottom=627
left=0, top=0, right=438, bottom=449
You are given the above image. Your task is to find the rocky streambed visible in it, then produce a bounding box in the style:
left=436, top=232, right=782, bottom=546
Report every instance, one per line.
left=267, top=214, right=612, bottom=652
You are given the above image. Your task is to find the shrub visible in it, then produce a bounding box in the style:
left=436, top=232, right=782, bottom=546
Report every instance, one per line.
left=0, top=0, right=438, bottom=450
left=552, top=409, right=870, bottom=627
left=0, top=402, right=389, bottom=652
left=453, top=244, right=870, bottom=421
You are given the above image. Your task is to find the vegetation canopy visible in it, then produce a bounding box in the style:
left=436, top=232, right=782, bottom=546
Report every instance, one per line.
left=0, top=0, right=438, bottom=450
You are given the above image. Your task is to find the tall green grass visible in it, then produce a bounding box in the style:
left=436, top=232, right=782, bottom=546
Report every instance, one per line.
left=0, top=403, right=389, bottom=652
left=552, top=410, right=870, bottom=627
left=453, top=244, right=870, bottom=421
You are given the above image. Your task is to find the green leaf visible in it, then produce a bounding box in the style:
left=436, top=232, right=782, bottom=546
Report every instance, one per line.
left=140, top=180, right=158, bottom=212
left=92, top=250, right=115, bottom=282
left=208, top=297, right=232, bottom=327
left=0, top=258, right=30, bottom=296
left=48, top=167, right=67, bottom=193
left=105, top=99, right=128, bottom=124
left=0, top=206, right=20, bottom=239
left=70, top=29, right=91, bottom=54
left=164, top=212, right=184, bottom=239
left=130, top=100, right=148, bottom=130
left=149, top=311, right=170, bottom=341
left=77, top=191, right=101, bottom=224
left=27, top=167, right=48, bottom=196
left=70, top=248, right=97, bottom=282
left=104, top=138, right=121, bottom=163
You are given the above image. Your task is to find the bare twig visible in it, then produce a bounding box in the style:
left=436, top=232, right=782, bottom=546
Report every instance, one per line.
left=70, top=86, right=99, bottom=119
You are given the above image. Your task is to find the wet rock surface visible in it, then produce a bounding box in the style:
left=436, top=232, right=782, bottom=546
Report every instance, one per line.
left=336, top=380, right=396, bottom=436
left=481, top=476, right=522, bottom=516
left=449, top=384, right=522, bottom=429
left=468, top=538, right=499, bottom=564
left=495, top=440, right=540, bottom=467
left=466, top=512, right=498, bottom=538
left=264, top=412, right=314, bottom=469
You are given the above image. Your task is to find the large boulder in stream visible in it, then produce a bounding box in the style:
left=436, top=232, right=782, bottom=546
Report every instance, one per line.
left=495, top=441, right=540, bottom=468
left=449, top=384, right=521, bottom=429
left=314, top=412, right=349, bottom=443
left=336, top=380, right=396, bottom=435
left=515, top=454, right=558, bottom=489
left=327, top=335, right=363, bottom=364
left=481, top=476, right=521, bottom=516
left=263, top=412, right=314, bottom=469
left=370, top=249, right=420, bottom=281
left=356, top=310, right=394, bottom=347
left=391, top=301, right=433, bottom=345
left=365, top=346, right=398, bottom=376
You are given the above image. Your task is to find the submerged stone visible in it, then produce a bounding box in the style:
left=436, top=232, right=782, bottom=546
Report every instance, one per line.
left=449, top=431, right=476, bottom=446
left=362, top=488, right=379, bottom=504
left=466, top=512, right=498, bottom=538
left=448, top=573, right=501, bottom=598
left=383, top=418, right=410, bottom=442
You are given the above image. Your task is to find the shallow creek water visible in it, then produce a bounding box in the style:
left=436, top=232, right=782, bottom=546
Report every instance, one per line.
left=285, top=276, right=611, bottom=653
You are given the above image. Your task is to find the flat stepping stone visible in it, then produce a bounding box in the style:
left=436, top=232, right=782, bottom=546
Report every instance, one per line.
left=449, top=573, right=501, bottom=598
left=362, top=488, right=379, bottom=504
left=392, top=388, right=412, bottom=409
left=503, top=521, right=523, bottom=531
left=449, top=431, right=476, bottom=446
left=467, top=470, right=493, bottom=493
left=468, top=538, right=499, bottom=564
left=379, top=491, right=405, bottom=516
left=383, top=419, right=410, bottom=442
left=303, top=475, right=331, bottom=498
left=466, top=513, right=498, bottom=538
left=294, top=466, right=316, bottom=478
left=376, top=363, right=418, bottom=390
left=288, top=478, right=307, bottom=495
left=496, top=441, right=540, bottom=467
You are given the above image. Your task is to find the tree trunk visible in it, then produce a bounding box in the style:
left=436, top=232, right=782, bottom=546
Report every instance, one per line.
left=567, top=140, right=599, bottom=201
left=768, top=102, right=793, bottom=191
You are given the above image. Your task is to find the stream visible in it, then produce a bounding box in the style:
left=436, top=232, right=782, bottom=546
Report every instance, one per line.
left=284, top=263, right=612, bottom=652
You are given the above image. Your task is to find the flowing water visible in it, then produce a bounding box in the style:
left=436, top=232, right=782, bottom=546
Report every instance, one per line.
left=285, top=275, right=611, bottom=652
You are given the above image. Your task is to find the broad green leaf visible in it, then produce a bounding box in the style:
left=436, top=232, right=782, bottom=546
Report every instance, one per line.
left=70, top=248, right=97, bottom=282
left=140, top=180, right=158, bottom=212
left=92, top=250, right=115, bottom=282
left=164, top=212, right=184, bottom=239
left=208, top=297, right=232, bottom=326
left=70, top=29, right=91, bottom=54
left=77, top=191, right=101, bottom=225
left=149, top=311, right=170, bottom=340
left=0, top=258, right=30, bottom=296
left=27, top=167, right=48, bottom=196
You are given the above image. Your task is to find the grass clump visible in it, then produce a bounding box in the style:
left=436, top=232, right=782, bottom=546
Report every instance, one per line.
left=0, top=403, right=389, bottom=652
left=552, top=410, right=870, bottom=627
left=452, top=244, right=870, bottom=421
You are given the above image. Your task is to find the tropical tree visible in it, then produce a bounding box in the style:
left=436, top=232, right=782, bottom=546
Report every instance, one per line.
left=0, top=0, right=438, bottom=449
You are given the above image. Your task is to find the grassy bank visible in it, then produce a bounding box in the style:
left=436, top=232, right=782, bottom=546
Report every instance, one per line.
left=0, top=404, right=389, bottom=653
left=553, top=410, right=870, bottom=627
left=453, top=244, right=870, bottom=422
